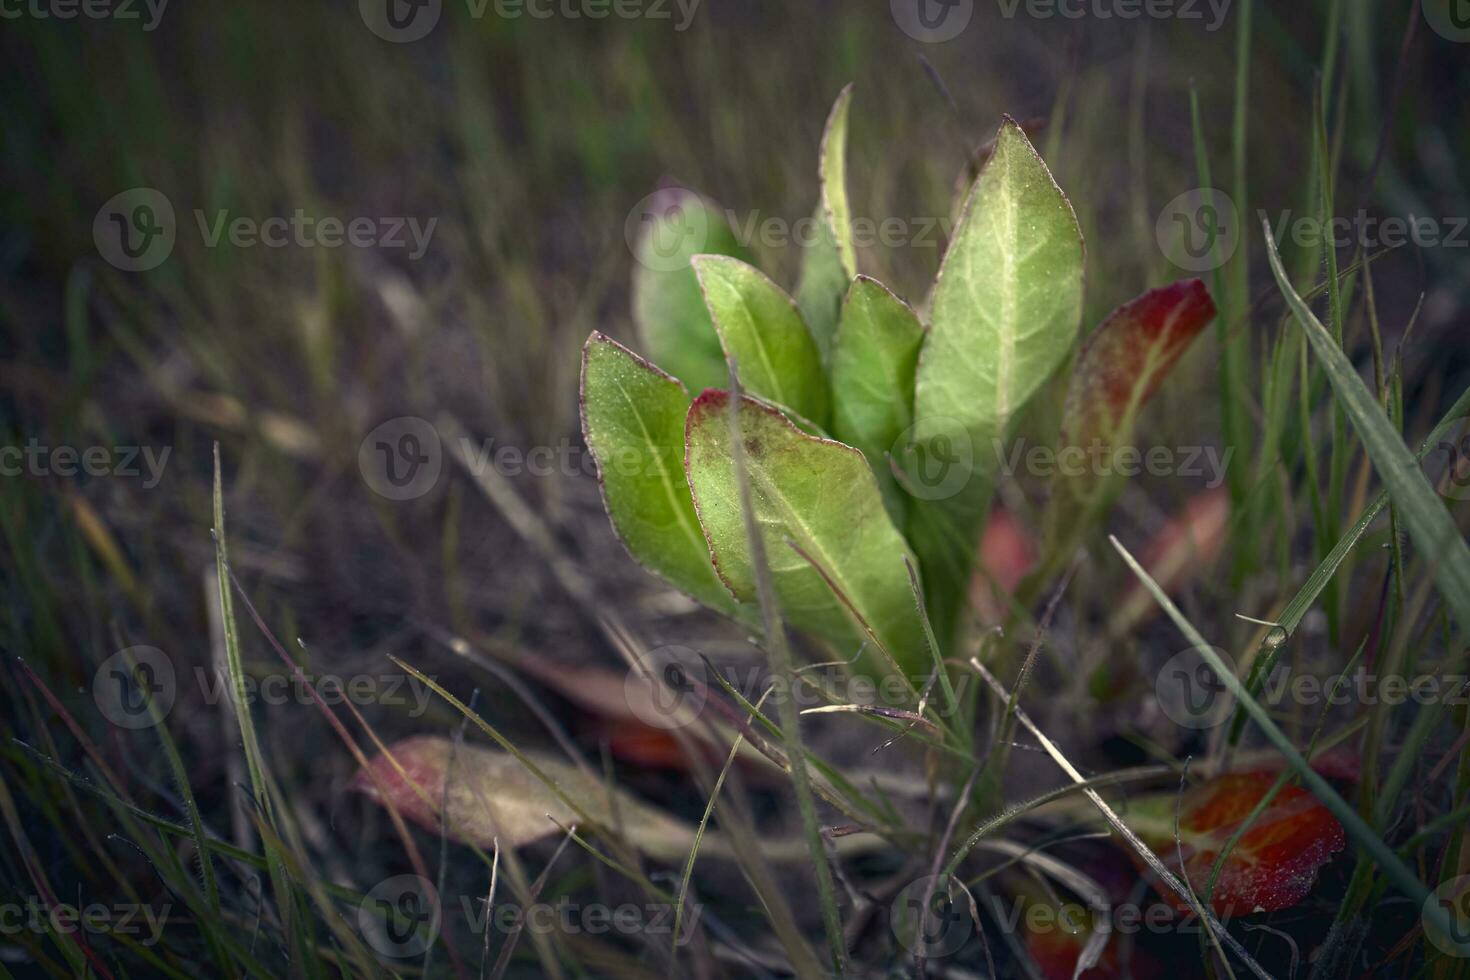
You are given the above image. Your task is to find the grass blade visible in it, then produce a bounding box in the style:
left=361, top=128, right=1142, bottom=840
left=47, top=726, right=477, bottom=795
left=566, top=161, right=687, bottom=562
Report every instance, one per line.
left=1263, top=224, right=1470, bottom=629
left=725, top=363, right=844, bottom=977
left=211, top=444, right=294, bottom=941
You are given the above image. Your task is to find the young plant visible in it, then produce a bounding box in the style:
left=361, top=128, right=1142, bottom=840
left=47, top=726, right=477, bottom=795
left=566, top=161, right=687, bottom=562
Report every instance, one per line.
left=582, top=87, right=1216, bottom=685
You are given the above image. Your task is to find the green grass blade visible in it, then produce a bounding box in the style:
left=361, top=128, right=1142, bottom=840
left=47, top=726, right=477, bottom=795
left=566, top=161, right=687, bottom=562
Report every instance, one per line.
left=1263, top=225, right=1470, bottom=629
left=725, top=366, right=844, bottom=977
left=211, top=444, right=294, bottom=942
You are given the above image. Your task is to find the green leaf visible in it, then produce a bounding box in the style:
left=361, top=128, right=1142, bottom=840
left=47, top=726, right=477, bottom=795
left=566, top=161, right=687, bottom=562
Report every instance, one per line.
left=795, top=84, right=856, bottom=363
left=684, top=390, right=928, bottom=678
left=795, top=206, right=847, bottom=366
left=692, top=254, right=830, bottom=428
left=1263, top=223, right=1470, bottom=631
left=631, top=188, right=752, bottom=394
left=579, top=332, right=741, bottom=617
left=907, top=116, right=1085, bottom=638
left=830, top=275, right=925, bottom=522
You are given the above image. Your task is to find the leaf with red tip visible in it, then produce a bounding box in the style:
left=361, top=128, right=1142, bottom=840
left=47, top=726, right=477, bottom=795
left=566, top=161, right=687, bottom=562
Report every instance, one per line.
left=1121, top=771, right=1346, bottom=916
left=1049, top=280, right=1217, bottom=544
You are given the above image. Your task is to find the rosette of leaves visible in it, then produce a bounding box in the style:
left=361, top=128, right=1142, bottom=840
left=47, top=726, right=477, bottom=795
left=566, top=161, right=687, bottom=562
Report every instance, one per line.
left=583, top=86, right=1214, bottom=680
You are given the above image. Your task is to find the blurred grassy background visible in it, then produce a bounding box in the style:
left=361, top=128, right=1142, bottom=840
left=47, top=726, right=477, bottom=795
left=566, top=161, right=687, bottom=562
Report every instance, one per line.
left=1, top=0, right=1468, bottom=974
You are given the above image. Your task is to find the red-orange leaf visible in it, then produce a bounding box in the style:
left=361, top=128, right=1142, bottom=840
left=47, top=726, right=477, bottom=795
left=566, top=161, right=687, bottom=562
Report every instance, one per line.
left=1048, top=280, right=1217, bottom=550
left=1060, top=279, right=1217, bottom=451
left=1121, top=771, right=1346, bottom=916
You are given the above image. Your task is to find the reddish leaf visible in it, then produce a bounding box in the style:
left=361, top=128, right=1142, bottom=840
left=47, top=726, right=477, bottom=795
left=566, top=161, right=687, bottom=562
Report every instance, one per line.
left=1109, top=487, right=1230, bottom=636
left=1048, top=280, right=1217, bottom=548
left=970, top=506, right=1037, bottom=621
left=1012, top=870, right=1163, bottom=980
left=1060, top=279, right=1217, bottom=452
left=1026, top=926, right=1162, bottom=980
left=1121, top=771, right=1346, bottom=916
